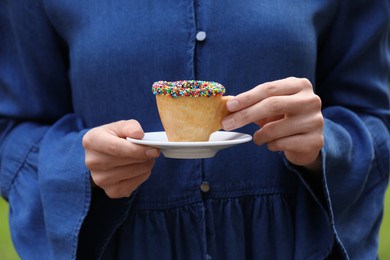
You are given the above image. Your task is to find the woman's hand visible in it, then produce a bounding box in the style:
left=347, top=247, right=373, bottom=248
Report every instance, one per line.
left=222, top=77, right=324, bottom=172
left=82, top=120, right=160, bottom=198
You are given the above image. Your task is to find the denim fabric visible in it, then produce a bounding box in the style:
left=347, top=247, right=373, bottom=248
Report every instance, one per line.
left=1, top=0, right=389, bottom=259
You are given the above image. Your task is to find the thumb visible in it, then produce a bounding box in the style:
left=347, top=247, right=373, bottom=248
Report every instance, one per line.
left=113, top=119, right=145, bottom=139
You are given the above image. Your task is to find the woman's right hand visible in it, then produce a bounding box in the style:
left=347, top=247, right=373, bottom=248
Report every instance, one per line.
left=82, top=120, right=160, bottom=198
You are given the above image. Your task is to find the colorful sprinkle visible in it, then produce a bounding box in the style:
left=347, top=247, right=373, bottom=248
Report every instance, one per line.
left=152, top=80, right=225, bottom=98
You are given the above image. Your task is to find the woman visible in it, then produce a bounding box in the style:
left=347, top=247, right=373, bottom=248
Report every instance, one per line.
left=1, top=0, right=389, bottom=259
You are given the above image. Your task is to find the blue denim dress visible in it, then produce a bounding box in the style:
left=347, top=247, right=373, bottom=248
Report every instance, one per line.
left=1, top=1, right=389, bottom=259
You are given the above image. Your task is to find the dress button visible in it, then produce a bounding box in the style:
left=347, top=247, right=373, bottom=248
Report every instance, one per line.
left=200, top=182, right=210, bottom=193
left=196, top=31, right=207, bottom=41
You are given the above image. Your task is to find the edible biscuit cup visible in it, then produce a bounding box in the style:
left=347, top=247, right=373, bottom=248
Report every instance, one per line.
left=152, top=80, right=232, bottom=142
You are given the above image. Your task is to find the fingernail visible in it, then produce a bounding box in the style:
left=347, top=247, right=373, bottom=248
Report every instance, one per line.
left=146, top=149, right=159, bottom=157
left=226, top=99, right=239, bottom=111
left=222, top=118, right=235, bottom=130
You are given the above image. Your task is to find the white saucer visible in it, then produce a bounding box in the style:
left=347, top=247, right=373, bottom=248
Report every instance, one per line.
left=126, top=131, right=252, bottom=159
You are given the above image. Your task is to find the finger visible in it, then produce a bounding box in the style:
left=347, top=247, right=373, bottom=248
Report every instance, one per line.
left=85, top=142, right=159, bottom=171
left=265, top=133, right=324, bottom=159
left=83, top=128, right=159, bottom=160
left=253, top=113, right=324, bottom=146
left=112, top=119, right=145, bottom=139
left=92, top=159, right=156, bottom=187
left=223, top=93, right=319, bottom=131
left=255, top=115, right=285, bottom=127
left=104, top=171, right=152, bottom=198
left=226, top=77, right=310, bottom=112
left=285, top=148, right=322, bottom=168
left=86, top=119, right=145, bottom=154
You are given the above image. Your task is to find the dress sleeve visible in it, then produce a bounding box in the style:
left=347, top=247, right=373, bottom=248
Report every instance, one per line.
left=0, top=1, right=94, bottom=259
left=0, top=2, right=151, bottom=259
left=288, top=0, right=390, bottom=258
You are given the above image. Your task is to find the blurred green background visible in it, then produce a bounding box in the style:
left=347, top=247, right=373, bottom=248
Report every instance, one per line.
left=0, top=189, right=389, bottom=259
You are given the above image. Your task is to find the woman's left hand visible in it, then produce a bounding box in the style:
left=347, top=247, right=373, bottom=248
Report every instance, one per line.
left=222, top=77, right=324, bottom=172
